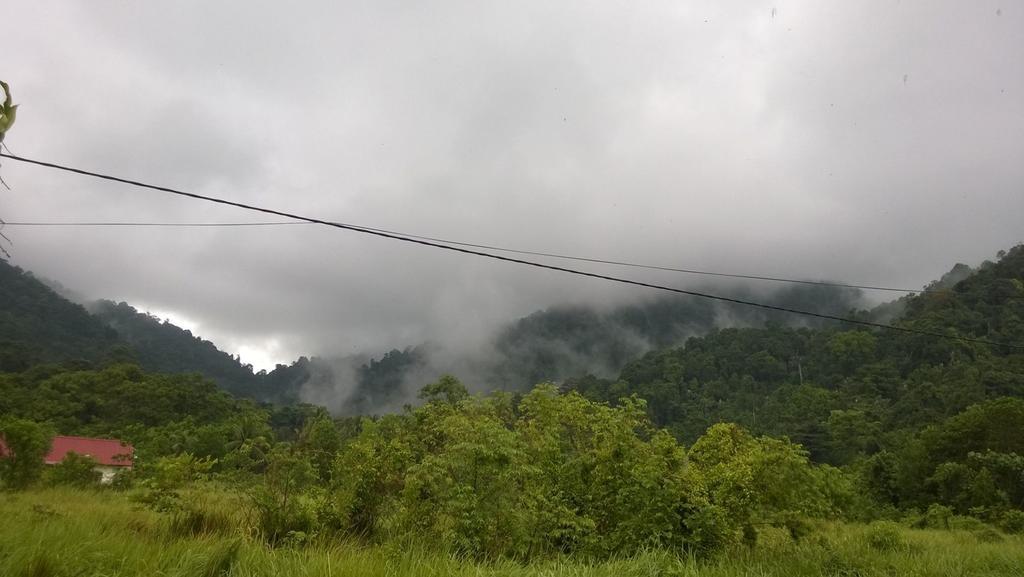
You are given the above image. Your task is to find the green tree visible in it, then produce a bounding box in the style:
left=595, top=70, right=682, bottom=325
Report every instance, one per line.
left=329, top=384, right=728, bottom=558
left=296, top=411, right=340, bottom=482
left=0, top=418, right=53, bottom=489
left=134, top=453, right=215, bottom=512
left=418, top=374, right=470, bottom=405
left=330, top=415, right=413, bottom=535
left=400, top=398, right=531, bottom=557
left=251, top=445, right=317, bottom=544
left=515, top=385, right=710, bottom=556
left=826, top=331, right=877, bottom=373
left=45, top=451, right=101, bottom=488
left=827, top=409, right=881, bottom=464
left=688, top=423, right=832, bottom=539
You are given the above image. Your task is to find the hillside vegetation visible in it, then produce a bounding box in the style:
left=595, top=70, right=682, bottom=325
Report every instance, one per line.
left=1, top=245, right=1023, bottom=574
left=571, top=246, right=1024, bottom=517
left=0, top=257, right=870, bottom=409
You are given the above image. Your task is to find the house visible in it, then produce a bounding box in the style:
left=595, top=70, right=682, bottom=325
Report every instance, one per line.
left=46, top=436, right=134, bottom=483
left=1, top=435, right=134, bottom=484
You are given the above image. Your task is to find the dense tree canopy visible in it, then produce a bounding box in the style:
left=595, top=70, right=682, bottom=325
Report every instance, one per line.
left=2, top=244, right=1023, bottom=554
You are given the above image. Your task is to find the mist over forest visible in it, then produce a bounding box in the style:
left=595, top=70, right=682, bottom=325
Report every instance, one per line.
left=2, top=3, right=1022, bottom=572
left=3, top=244, right=1023, bottom=572
left=0, top=253, right=880, bottom=414
left=281, top=282, right=870, bottom=415
left=94, top=273, right=872, bottom=414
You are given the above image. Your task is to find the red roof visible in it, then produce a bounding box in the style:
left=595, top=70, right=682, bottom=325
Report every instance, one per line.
left=45, top=436, right=133, bottom=467
left=1, top=436, right=133, bottom=468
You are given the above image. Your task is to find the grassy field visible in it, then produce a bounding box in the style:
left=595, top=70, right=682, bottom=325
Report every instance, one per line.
left=1, top=488, right=1023, bottom=577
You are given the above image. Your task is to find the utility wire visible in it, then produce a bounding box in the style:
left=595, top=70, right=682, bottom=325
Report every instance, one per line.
left=2, top=151, right=1022, bottom=351
left=2, top=220, right=954, bottom=295
left=5, top=221, right=306, bottom=227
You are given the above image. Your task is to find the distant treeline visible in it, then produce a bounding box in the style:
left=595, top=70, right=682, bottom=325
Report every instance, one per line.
left=1, top=256, right=872, bottom=413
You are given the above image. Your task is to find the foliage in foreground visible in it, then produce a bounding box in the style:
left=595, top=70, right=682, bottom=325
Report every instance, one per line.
left=1, top=374, right=849, bottom=559
left=2, top=487, right=1024, bottom=577
left=6, top=362, right=1023, bottom=558
left=255, top=381, right=845, bottom=558
left=0, top=417, right=53, bottom=489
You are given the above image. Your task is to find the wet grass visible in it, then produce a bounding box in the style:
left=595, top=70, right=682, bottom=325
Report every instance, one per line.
left=2, top=488, right=1022, bottom=576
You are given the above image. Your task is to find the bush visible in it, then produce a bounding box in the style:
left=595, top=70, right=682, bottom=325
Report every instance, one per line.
left=0, top=418, right=53, bottom=489
left=864, top=521, right=906, bottom=552
left=252, top=492, right=315, bottom=545
left=948, top=515, right=986, bottom=531
left=973, top=527, right=1004, bottom=543
left=821, top=548, right=866, bottom=577
left=109, top=466, right=137, bottom=491
left=133, top=454, right=215, bottom=513
left=923, top=504, right=953, bottom=529
left=45, top=452, right=101, bottom=488
left=784, top=516, right=813, bottom=542
left=249, top=445, right=316, bottom=545
left=683, top=505, right=736, bottom=555
left=999, top=510, right=1024, bottom=534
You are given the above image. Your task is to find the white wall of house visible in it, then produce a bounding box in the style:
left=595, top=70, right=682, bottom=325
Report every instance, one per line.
left=94, top=465, right=127, bottom=484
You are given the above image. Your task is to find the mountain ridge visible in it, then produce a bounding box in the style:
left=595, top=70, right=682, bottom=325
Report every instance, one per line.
left=3, top=248, right=1018, bottom=414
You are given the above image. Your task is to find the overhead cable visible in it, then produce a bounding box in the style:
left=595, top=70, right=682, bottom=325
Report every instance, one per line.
left=1, top=222, right=952, bottom=294
left=2, top=151, right=1021, bottom=351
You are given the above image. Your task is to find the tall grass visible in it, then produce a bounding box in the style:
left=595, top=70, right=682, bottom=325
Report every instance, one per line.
left=1, top=488, right=1022, bottom=576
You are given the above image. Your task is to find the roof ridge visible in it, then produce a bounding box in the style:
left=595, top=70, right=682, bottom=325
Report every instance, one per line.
left=53, top=434, right=130, bottom=444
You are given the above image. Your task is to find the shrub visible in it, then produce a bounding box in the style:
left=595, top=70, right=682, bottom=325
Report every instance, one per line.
left=784, top=516, right=813, bottom=542
left=864, top=521, right=906, bottom=552
left=325, top=384, right=859, bottom=559
left=683, top=505, right=736, bottom=555
left=0, top=418, right=53, bottom=490
left=998, top=510, right=1024, bottom=534
left=821, top=548, right=866, bottom=577
left=923, top=504, right=953, bottom=529
left=45, top=452, right=101, bottom=488
left=249, top=445, right=316, bottom=545
left=251, top=492, right=315, bottom=545
left=133, top=453, right=215, bottom=513
left=973, top=527, right=1004, bottom=543
left=109, top=466, right=137, bottom=490
left=948, top=515, right=986, bottom=531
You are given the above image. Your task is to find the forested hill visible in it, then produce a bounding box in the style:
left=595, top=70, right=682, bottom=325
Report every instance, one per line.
left=487, top=282, right=865, bottom=388
left=894, top=246, right=1024, bottom=357
left=561, top=245, right=1024, bottom=519
left=0, top=256, right=870, bottom=410
left=0, top=260, right=265, bottom=396
left=89, top=300, right=264, bottom=398
left=3, top=246, right=1020, bottom=417
left=269, top=281, right=871, bottom=413
left=0, top=261, right=123, bottom=371
left=569, top=244, right=1024, bottom=458
left=3, top=245, right=1024, bottom=530
left=0, top=260, right=423, bottom=406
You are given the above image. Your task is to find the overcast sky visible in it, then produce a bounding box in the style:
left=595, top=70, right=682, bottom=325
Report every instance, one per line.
left=3, top=1, right=1022, bottom=370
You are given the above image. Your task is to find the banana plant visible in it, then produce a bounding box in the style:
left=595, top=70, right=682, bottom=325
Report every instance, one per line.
left=0, top=81, right=18, bottom=143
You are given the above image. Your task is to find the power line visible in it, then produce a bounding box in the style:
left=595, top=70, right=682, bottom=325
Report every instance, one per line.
left=2, top=151, right=1021, bottom=351
left=5, top=221, right=306, bottom=227
left=3, top=220, right=951, bottom=295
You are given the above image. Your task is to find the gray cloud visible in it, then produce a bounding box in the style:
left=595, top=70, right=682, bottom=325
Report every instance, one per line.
left=3, top=0, right=1022, bottom=369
